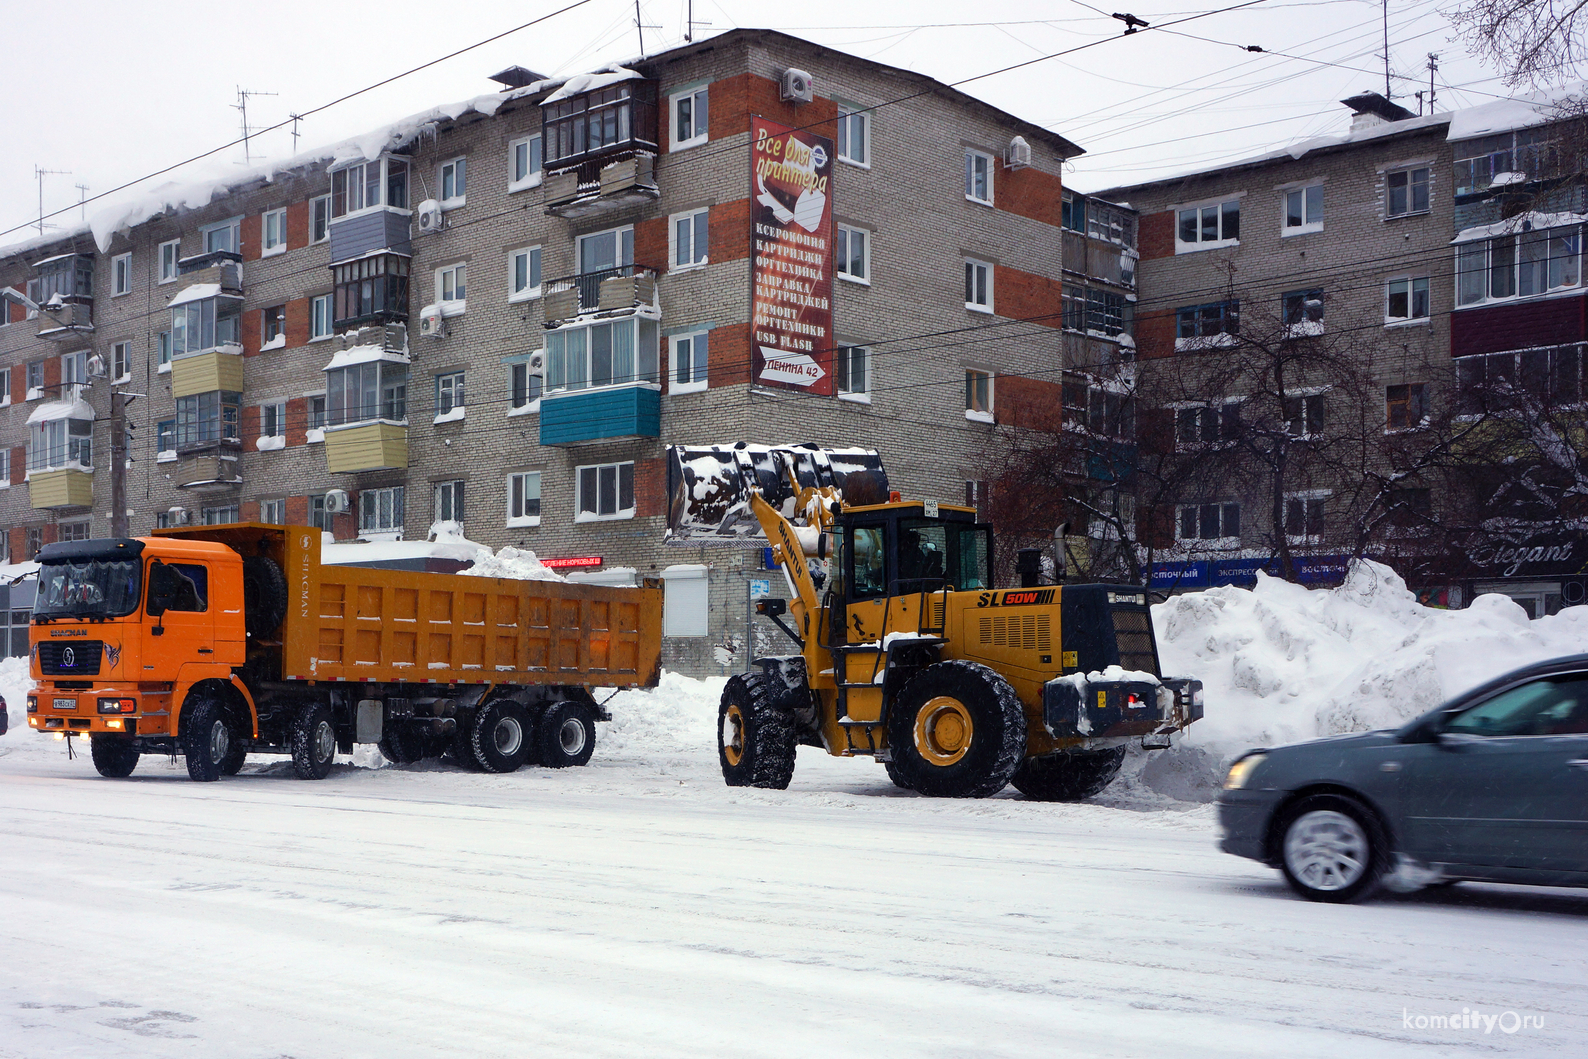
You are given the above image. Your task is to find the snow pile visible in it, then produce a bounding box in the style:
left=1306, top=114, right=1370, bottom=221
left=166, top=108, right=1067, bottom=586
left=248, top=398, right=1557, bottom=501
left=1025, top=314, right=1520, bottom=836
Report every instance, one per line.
left=596, top=670, right=725, bottom=760
left=463, top=546, right=566, bottom=583
left=1, top=656, right=32, bottom=746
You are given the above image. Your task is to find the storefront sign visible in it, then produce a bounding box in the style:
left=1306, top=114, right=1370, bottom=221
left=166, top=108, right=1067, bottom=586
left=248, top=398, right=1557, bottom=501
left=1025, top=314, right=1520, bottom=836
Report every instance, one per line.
left=542, top=555, right=603, bottom=569
left=1150, top=555, right=1349, bottom=589
left=750, top=117, right=834, bottom=394
left=1465, top=531, right=1585, bottom=579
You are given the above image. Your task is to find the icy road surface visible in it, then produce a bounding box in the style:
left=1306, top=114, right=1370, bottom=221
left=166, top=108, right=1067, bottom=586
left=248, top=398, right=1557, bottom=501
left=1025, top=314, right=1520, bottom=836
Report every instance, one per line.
left=0, top=742, right=1582, bottom=1058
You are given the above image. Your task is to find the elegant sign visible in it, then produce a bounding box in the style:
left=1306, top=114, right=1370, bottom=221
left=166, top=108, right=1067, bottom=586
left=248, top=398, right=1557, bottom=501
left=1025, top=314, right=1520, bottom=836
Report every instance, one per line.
left=750, top=117, right=834, bottom=394
left=1465, top=531, right=1584, bottom=578
left=541, top=556, right=603, bottom=569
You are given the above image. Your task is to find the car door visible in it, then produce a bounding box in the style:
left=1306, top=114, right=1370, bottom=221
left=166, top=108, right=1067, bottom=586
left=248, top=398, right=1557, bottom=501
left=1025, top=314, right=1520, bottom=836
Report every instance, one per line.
left=147, top=560, right=215, bottom=673
left=1400, top=673, right=1588, bottom=872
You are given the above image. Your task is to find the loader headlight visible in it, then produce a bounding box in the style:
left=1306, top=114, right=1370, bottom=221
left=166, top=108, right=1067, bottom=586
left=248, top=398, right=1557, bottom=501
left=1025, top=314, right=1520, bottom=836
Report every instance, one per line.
left=1223, top=752, right=1267, bottom=790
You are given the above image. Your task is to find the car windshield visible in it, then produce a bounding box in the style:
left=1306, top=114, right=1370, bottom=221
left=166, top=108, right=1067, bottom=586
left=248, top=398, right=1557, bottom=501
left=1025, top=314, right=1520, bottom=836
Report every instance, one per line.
left=33, top=558, right=144, bottom=619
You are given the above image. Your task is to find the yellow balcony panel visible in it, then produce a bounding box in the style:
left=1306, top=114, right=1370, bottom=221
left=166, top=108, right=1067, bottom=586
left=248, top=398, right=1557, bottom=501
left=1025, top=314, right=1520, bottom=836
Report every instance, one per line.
left=324, top=421, right=408, bottom=473
left=171, top=348, right=245, bottom=399
left=29, top=467, right=94, bottom=510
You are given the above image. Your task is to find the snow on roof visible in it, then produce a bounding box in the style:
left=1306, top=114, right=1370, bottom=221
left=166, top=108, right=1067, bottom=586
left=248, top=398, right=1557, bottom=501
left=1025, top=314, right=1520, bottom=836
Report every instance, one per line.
left=168, top=282, right=222, bottom=307
left=0, top=560, right=40, bottom=584
left=0, top=226, right=93, bottom=264
left=1452, top=210, right=1588, bottom=244
left=31, top=251, right=89, bottom=267
left=1447, top=84, right=1588, bottom=141
left=541, top=66, right=644, bottom=105
left=26, top=397, right=94, bottom=425
left=322, top=343, right=410, bottom=372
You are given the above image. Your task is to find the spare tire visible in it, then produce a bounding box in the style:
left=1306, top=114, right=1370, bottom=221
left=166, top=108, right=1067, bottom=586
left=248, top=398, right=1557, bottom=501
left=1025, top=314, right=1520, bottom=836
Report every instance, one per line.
left=242, top=555, right=288, bottom=639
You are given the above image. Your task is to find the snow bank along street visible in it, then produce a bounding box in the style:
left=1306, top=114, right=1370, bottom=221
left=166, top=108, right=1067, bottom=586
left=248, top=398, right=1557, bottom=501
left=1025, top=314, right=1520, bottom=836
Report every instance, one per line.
left=2, top=563, right=1586, bottom=1056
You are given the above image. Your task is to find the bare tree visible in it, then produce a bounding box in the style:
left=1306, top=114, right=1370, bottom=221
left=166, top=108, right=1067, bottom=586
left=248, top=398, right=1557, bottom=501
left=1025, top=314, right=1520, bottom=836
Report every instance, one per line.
left=1449, top=0, right=1588, bottom=86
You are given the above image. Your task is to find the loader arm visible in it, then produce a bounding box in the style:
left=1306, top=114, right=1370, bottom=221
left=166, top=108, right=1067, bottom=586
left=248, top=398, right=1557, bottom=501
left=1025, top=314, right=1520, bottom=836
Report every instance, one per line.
left=749, top=489, right=832, bottom=652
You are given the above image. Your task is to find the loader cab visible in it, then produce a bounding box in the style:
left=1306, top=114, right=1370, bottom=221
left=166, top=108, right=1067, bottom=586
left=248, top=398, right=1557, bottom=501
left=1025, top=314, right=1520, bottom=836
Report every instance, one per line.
left=829, top=503, right=992, bottom=643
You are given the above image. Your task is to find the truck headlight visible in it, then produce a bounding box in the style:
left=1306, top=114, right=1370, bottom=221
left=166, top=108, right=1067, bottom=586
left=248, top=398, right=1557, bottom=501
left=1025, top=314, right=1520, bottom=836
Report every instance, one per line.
left=1223, top=752, right=1267, bottom=789
left=97, top=698, right=136, bottom=714
left=27, top=696, right=38, bottom=714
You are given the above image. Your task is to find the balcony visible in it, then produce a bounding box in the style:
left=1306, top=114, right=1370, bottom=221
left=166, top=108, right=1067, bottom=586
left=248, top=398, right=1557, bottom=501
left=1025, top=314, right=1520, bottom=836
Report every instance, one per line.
left=29, top=467, right=93, bottom=510
left=173, top=453, right=242, bottom=491
left=324, top=421, right=408, bottom=473
left=540, top=383, right=660, bottom=446
left=171, top=346, right=245, bottom=399
left=176, top=251, right=244, bottom=294
left=542, top=266, right=659, bottom=328
left=329, top=207, right=412, bottom=264
left=36, top=300, right=94, bottom=343
left=543, top=152, right=659, bottom=219
left=32, top=252, right=96, bottom=343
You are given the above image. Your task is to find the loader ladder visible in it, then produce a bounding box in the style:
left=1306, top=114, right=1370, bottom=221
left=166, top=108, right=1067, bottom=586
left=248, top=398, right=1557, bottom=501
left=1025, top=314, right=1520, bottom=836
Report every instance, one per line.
left=829, top=583, right=947, bottom=753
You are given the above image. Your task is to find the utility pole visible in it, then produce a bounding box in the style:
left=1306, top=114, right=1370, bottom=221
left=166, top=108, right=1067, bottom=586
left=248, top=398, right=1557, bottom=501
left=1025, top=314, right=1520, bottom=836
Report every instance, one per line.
left=34, top=166, right=70, bottom=236
left=74, top=183, right=90, bottom=223
left=633, top=1, right=659, bottom=56
left=110, top=387, right=129, bottom=539
left=289, top=113, right=303, bottom=154
left=233, top=86, right=278, bottom=166
left=1427, top=53, right=1439, bottom=112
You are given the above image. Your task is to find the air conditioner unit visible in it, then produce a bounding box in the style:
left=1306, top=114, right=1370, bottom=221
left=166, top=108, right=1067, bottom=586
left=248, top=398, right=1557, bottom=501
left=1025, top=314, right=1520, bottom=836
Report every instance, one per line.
left=166, top=507, right=191, bottom=526
left=1005, top=135, right=1032, bottom=170
left=324, top=489, right=350, bottom=515
left=416, top=199, right=445, bottom=234
left=780, top=68, right=814, bottom=104
left=527, top=350, right=545, bottom=373
left=87, top=354, right=107, bottom=378
left=420, top=306, right=446, bottom=339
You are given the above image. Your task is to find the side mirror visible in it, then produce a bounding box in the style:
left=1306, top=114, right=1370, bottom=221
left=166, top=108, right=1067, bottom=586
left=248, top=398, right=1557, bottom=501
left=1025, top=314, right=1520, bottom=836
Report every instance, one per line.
left=756, top=597, right=787, bottom=618
left=146, top=562, right=173, bottom=617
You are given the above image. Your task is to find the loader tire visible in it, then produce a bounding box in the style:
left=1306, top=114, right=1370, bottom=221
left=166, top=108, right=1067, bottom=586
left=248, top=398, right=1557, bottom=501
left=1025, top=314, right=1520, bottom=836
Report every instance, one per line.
left=884, top=758, right=912, bottom=790
left=887, top=661, right=1026, bottom=799
left=242, top=555, right=288, bottom=640
left=180, top=695, right=234, bottom=782
left=291, top=705, right=337, bottom=780
left=537, top=702, right=596, bottom=768
left=472, top=701, right=532, bottom=773
left=718, top=674, right=797, bottom=790
left=1010, top=747, right=1127, bottom=802
left=90, top=735, right=140, bottom=778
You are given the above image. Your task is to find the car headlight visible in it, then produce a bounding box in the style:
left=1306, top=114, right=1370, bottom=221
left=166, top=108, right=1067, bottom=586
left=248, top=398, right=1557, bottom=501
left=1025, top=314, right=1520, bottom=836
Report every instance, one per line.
left=1223, top=752, right=1267, bottom=789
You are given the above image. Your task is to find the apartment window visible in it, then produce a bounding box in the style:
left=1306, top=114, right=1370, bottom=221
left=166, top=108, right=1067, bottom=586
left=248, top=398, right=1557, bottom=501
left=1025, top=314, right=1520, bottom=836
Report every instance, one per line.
left=58, top=520, right=91, bottom=543
left=964, top=150, right=995, bottom=205
left=1283, top=392, right=1326, bottom=437
left=26, top=359, right=44, bottom=396
left=964, top=259, right=992, bottom=312
left=1387, top=277, right=1430, bottom=322
left=1087, top=202, right=1136, bottom=248
left=836, top=346, right=869, bottom=400
left=158, top=331, right=173, bottom=369
left=0, top=448, right=8, bottom=483
left=111, top=341, right=130, bottom=382
left=158, top=239, right=181, bottom=283
left=25, top=528, right=42, bottom=559
left=311, top=195, right=330, bottom=243
left=837, top=224, right=869, bottom=283
left=1283, top=184, right=1324, bottom=234
left=61, top=350, right=89, bottom=388
left=1386, top=383, right=1428, bottom=430
left=1457, top=345, right=1587, bottom=413
left=671, top=86, right=709, bottom=149
left=577, top=224, right=636, bottom=284
left=436, top=263, right=466, bottom=311
left=965, top=368, right=993, bottom=422
left=28, top=417, right=92, bottom=471
left=510, top=362, right=542, bottom=411
left=1065, top=378, right=1134, bottom=438
left=1386, top=167, right=1431, bottom=217
left=0, top=368, right=8, bottom=404
left=837, top=106, right=869, bottom=166
left=260, top=499, right=286, bottom=525
left=545, top=317, right=660, bottom=392
left=1282, top=289, right=1325, bottom=334
left=311, top=294, right=333, bottom=339
left=1178, top=502, right=1241, bottom=542
left=201, top=218, right=241, bottom=255
left=671, top=208, right=709, bottom=268
left=260, top=400, right=287, bottom=438
left=1176, top=402, right=1242, bottom=448
left=508, top=471, right=541, bottom=527
left=326, top=362, right=406, bottom=425
left=576, top=461, right=635, bottom=521
left=262, top=304, right=286, bottom=348
left=308, top=494, right=332, bottom=531
left=670, top=331, right=710, bottom=393
left=1176, top=301, right=1239, bottom=343
left=434, top=480, right=465, bottom=524
left=308, top=394, right=328, bottom=430
left=1064, top=288, right=1127, bottom=337
left=1453, top=128, right=1555, bottom=195
left=435, top=371, right=466, bottom=417
left=509, top=134, right=543, bottom=190
left=175, top=391, right=241, bottom=448
left=329, top=157, right=409, bottom=219
left=510, top=246, right=542, bottom=301
left=1176, top=200, right=1240, bottom=251
left=262, top=209, right=287, bottom=255
left=156, top=419, right=176, bottom=455
left=1285, top=493, right=1327, bottom=541
left=112, top=253, right=132, bottom=296
left=332, top=253, right=409, bottom=326
left=171, top=294, right=242, bottom=355
left=359, top=486, right=405, bottom=536
left=543, top=80, right=658, bottom=166
left=203, top=505, right=239, bottom=526
left=440, top=157, right=467, bottom=206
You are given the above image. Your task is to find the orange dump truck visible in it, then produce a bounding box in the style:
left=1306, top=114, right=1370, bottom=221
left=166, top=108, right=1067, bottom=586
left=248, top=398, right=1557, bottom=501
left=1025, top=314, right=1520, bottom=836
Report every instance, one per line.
left=25, top=524, right=663, bottom=781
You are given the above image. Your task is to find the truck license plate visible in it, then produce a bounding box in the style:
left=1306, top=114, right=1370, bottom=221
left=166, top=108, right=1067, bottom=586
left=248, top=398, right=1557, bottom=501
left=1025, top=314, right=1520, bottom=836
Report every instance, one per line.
left=52, top=698, right=76, bottom=711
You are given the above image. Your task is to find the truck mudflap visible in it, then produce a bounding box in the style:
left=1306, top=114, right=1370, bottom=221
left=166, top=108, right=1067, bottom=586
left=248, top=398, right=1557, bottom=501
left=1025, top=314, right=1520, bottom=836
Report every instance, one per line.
left=1043, top=673, right=1203, bottom=743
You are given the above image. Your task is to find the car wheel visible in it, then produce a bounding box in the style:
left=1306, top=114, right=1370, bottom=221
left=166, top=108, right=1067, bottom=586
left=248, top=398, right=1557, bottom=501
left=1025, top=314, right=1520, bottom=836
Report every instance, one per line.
left=471, top=701, right=532, bottom=773
left=717, top=675, right=796, bottom=789
left=1279, top=794, right=1386, bottom=903
left=885, top=661, right=1025, bottom=799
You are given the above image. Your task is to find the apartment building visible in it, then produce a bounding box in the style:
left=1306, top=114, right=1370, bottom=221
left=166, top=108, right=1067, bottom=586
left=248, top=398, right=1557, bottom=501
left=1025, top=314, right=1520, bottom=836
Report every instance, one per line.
left=0, top=29, right=1084, bottom=670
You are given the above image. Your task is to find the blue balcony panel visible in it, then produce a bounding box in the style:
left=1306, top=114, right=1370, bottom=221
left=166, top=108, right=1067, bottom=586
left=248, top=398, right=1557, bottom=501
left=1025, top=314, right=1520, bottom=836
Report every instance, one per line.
left=540, top=384, right=660, bottom=446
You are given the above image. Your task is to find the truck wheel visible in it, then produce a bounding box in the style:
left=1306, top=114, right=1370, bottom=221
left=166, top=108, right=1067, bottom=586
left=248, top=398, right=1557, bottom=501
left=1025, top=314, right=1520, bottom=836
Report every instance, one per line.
left=220, top=739, right=248, bottom=777
left=472, top=701, right=532, bottom=773
left=90, top=735, right=139, bottom=779
left=380, top=723, right=426, bottom=765
left=180, top=696, right=234, bottom=782
left=450, top=719, right=481, bottom=771
left=718, top=675, right=796, bottom=789
left=291, top=705, right=337, bottom=780
left=538, top=702, right=596, bottom=768
left=242, top=556, right=288, bottom=639
left=1279, top=794, right=1386, bottom=904
left=886, top=661, right=1025, bottom=799
left=1010, top=747, right=1127, bottom=802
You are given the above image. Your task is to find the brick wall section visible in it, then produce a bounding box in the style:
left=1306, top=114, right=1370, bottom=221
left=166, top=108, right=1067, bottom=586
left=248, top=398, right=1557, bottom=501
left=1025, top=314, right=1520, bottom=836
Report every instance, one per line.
left=634, top=456, right=666, bottom=517
left=240, top=406, right=260, bottom=449
left=635, top=217, right=667, bottom=271
left=240, top=499, right=260, bottom=522
left=10, top=369, right=22, bottom=404
left=710, top=321, right=754, bottom=391
left=998, top=166, right=1064, bottom=230
left=43, top=358, right=59, bottom=391
left=284, top=495, right=308, bottom=525
left=711, top=72, right=839, bottom=140
left=284, top=397, right=308, bottom=447
left=710, top=197, right=751, bottom=262
left=995, top=265, right=1064, bottom=329
left=285, top=297, right=310, bottom=348
left=286, top=201, right=310, bottom=251
left=242, top=308, right=261, bottom=356
left=239, top=214, right=261, bottom=262
left=995, top=375, right=1063, bottom=430
left=9, top=446, right=22, bottom=484
left=1138, top=210, right=1174, bottom=260
left=1136, top=308, right=1177, bottom=360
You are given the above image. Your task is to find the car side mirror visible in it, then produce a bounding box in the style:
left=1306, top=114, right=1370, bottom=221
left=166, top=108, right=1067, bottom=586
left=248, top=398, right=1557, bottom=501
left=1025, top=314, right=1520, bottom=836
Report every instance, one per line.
left=1399, top=717, right=1443, bottom=744
left=146, top=562, right=173, bottom=617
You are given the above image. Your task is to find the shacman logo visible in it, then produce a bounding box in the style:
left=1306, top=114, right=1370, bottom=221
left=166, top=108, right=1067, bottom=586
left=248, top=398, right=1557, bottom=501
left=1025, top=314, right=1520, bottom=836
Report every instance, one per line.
left=62, top=647, right=76, bottom=669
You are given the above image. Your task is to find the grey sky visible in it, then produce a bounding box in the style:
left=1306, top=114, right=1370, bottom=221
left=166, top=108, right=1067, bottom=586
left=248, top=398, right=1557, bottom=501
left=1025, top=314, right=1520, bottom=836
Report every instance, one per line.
left=0, top=0, right=1502, bottom=244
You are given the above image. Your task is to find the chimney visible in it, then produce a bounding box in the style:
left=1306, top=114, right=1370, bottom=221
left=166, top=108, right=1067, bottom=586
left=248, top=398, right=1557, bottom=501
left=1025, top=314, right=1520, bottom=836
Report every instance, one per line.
left=489, top=66, right=548, bottom=90
left=1341, top=91, right=1417, bottom=133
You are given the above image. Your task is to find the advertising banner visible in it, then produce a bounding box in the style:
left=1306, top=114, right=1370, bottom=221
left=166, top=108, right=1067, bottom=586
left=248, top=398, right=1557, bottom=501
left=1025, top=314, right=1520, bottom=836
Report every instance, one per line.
left=750, top=117, right=834, bottom=394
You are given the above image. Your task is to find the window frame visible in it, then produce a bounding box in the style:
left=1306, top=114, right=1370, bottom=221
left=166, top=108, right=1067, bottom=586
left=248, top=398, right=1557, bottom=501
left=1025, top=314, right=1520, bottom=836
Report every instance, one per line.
left=575, top=461, right=636, bottom=522
left=1282, top=183, right=1325, bottom=236
left=311, top=195, right=331, bottom=243
left=358, top=485, right=405, bottom=538
left=259, top=400, right=288, bottom=439
left=1385, top=382, right=1429, bottom=432
left=111, top=340, right=131, bottom=384
left=434, top=479, right=466, bottom=525
left=1386, top=276, right=1431, bottom=324
left=670, top=85, right=709, bottom=150
left=260, top=498, right=286, bottom=525
left=200, top=217, right=242, bottom=255
left=507, top=470, right=542, bottom=528
left=835, top=345, right=870, bottom=403
left=1385, top=166, right=1431, bottom=218
left=965, top=368, right=994, bottom=423
left=670, top=330, right=710, bottom=394
left=112, top=252, right=132, bottom=297
left=1174, top=400, right=1243, bottom=450
left=669, top=208, right=709, bottom=271
left=1174, top=198, right=1241, bottom=253
left=836, top=223, right=870, bottom=285
left=837, top=105, right=870, bottom=168
left=508, top=134, right=544, bottom=192
left=439, top=156, right=468, bottom=208
left=509, top=360, right=543, bottom=415
left=509, top=246, right=543, bottom=303
left=544, top=316, right=660, bottom=394
left=435, top=262, right=467, bottom=316
left=434, top=371, right=466, bottom=420
left=965, top=149, right=995, bottom=205
left=1176, top=501, right=1242, bottom=544
left=261, top=304, right=287, bottom=348
left=261, top=208, right=287, bottom=256
left=158, top=239, right=181, bottom=284
left=1283, top=491, right=1328, bottom=544
left=964, top=258, right=993, bottom=313
left=156, top=419, right=177, bottom=459
left=310, top=293, right=333, bottom=340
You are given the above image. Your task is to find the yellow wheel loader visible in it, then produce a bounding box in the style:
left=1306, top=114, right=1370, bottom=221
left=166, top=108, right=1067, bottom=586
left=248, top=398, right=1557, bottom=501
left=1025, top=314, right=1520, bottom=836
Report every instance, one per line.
left=666, top=444, right=1204, bottom=799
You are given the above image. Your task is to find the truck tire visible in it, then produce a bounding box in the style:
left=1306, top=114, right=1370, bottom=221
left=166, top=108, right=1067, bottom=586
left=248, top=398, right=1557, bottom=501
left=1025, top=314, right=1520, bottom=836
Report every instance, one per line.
left=1010, top=747, right=1127, bottom=802
left=450, top=719, right=481, bottom=770
left=380, top=723, right=426, bottom=765
left=471, top=701, right=533, bottom=773
left=242, top=555, right=288, bottom=639
left=718, top=675, right=796, bottom=789
left=220, top=739, right=248, bottom=776
left=291, top=704, right=337, bottom=780
left=90, top=735, right=139, bottom=778
left=537, top=701, right=596, bottom=768
left=181, top=695, right=234, bottom=782
left=1278, top=794, right=1387, bottom=904
left=886, top=661, right=1026, bottom=799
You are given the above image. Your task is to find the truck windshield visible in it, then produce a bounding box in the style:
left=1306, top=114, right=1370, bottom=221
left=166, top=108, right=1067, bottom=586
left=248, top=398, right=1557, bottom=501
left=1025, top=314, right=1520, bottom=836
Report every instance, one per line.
left=33, top=559, right=144, bottom=619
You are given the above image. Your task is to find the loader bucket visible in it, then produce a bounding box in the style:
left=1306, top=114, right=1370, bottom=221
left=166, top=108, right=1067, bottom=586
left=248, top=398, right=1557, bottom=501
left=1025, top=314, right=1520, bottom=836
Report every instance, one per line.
left=665, top=443, right=889, bottom=544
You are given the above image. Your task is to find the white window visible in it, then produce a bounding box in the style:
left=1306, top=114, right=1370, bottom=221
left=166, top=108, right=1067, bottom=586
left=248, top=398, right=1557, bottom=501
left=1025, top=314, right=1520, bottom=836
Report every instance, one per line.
left=836, top=345, right=869, bottom=401
left=359, top=486, right=405, bottom=536
left=671, top=331, right=709, bottom=394
left=0, top=368, right=9, bottom=406
left=28, top=417, right=92, bottom=471
left=671, top=208, right=709, bottom=269
left=1283, top=391, right=1327, bottom=438
left=157, top=331, right=173, bottom=371
left=311, top=294, right=333, bottom=339
left=58, top=520, right=91, bottom=542
left=262, top=208, right=287, bottom=255
left=965, top=149, right=994, bottom=205
left=307, top=394, right=328, bottom=432
left=1283, top=184, right=1324, bottom=235
left=156, top=419, right=176, bottom=458
left=671, top=86, right=709, bottom=149
left=434, top=480, right=466, bottom=524
left=260, top=498, right=286, bottom=525
left=1386, top=167, right=1431, bottom=218
left=0, top=448, right=8, bottom=485
left=545, top=317, right=660, bottom=392
left=112, top=253, right=132, bottom=296
left=509, top=246, right=542, bottom=302
left=262, top=304, right=287, bottom=348
left=111, top=341, right=131, bottom=383
left=576, top=461, right=635, bottom=521
left=435, top=371, right=465, bottom=421
left=158, top=239, right=181, bottom=283
left=837, top=224, right=869, bottom=284
left=436, top=263, right=466, bottom=314
left=837, top=106, right=870, bottom=167
left=965, top=368, right=993, bottom=422
left=509, top=135, right=543, bottom=191
left=1175, top=199, right=1241, bottom=252
left=1177, top=502, right=1241, bottom=542
left=1386, top=277, right=1430, bottom=323
left=311, top=195, right=331, bottom=243
left=260, top=401, right=287, bottom=438
left=307, top=494, right=332, bottom=531
left=329, top=157, right=410, bottom=219
left=1284, top=491, right=1327, bottom=543
left=507, top=471, right=541, bottom=527
left=440, top=157, right=467, bottom=207
left=510, top=361, right=542, bottom=412
left=964, top=258, right=993, bottom=312
left=61, top=350, right=89, bottom=388
left=201, top=218, right=241, bottom=255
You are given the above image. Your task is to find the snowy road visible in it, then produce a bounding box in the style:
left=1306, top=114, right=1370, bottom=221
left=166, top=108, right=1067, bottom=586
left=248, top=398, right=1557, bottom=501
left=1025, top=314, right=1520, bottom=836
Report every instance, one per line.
left=0, top=737, right=1582, bottom=1059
